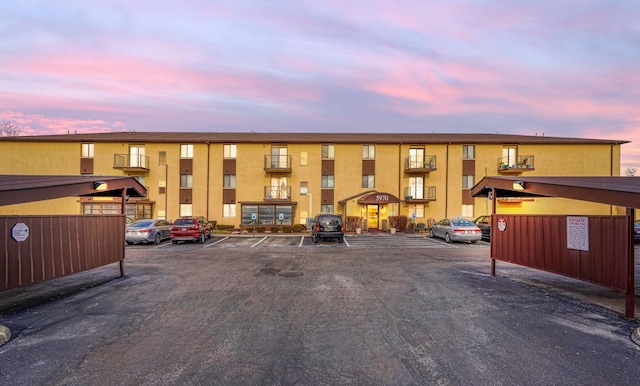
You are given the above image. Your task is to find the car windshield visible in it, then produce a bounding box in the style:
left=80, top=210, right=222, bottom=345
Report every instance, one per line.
left=131, top=221, right=153, bottom=228
left=174, top=219, right=194, bottom=226
left=451, top=220, right=475, bottom=227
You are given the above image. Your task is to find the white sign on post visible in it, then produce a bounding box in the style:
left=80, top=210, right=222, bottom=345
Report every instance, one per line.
left=12, top=222, right=29, bottom=242
left=567, top=216, right=589, bottom=251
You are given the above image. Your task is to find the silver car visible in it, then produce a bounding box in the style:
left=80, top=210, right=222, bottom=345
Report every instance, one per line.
left=126, top=219, right=173, bottom=245
left=429, top=218, right=482, bottom=243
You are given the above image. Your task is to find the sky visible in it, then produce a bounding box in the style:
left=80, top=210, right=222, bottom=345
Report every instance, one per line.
left=1, top=1, right=639, bottom=171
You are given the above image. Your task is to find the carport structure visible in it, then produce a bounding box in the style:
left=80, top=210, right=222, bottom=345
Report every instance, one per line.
left=1, top=175, right=147, bottom=291
left=471, top=176, right=640, bottom=318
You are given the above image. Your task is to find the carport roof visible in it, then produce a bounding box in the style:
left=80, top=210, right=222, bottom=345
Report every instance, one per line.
left=471, top=176, right=640, bottom=208
left=0, top=175, right=147, bottom=206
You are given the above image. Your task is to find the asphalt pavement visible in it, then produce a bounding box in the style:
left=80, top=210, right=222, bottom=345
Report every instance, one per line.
left=1, top=235, right=639, bottom=385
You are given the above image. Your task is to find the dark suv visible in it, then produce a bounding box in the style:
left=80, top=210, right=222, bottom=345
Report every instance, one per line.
left=170, top=216, right=213, bottom=244
left=312, top=214, right=344, bottom=243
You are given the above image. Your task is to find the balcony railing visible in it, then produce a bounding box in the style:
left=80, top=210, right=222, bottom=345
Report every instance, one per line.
left=264, top=155, right=292, bottom=173
left=404, top=155, right=437, bottom=173
left=264, top=185, right=292, bottom=200
left=403, top=186, right=436, bottom=202
left=497, top=155, right=535, bottom=173
left=113, top=154, right=150, bottom=171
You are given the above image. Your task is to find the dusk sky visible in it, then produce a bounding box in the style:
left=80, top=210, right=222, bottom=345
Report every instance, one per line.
left=1, top=1, right=639, bottom=170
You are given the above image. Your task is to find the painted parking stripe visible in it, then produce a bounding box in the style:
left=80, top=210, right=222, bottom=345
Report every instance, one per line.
left=204, top=236, right=229, bottom=248
left=298, top=236, right=305, bottom=247
left=343, top=238, right=350, bottom=247
left=250, top=236, right=268, bottom=248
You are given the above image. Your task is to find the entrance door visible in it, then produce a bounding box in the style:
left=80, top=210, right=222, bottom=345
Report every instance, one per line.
left=367, top=204, right=379, bottom=229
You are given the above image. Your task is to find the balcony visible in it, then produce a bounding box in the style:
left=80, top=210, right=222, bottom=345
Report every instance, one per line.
left=264, top=185, right=292, bottom=201
left=113, top=154, right=150, bottom=172
left=403, top=186, right=436, bottom=203
left=404, top=155, right=437, bottom=173
left=497, top=155, right=535, bottom=174
left=264, top=155, right=292, bottom=173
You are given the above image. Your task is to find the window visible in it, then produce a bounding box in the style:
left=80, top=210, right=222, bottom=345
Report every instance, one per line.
left=180, top=174, right=193, bottom=188
left=408, top=177, right=424, bottom=199
left=462, top=145, right=475, bottom=160
left=321, top=175, right=334, bottom=189
left=159, top=151, right=167, bottom=165
left=223, top=174, right=236, bottom=188
left=271, top=146, right=288, bottom=168
left=462, top=175, right=474, bottom=189
left=408, top=148, right=424, bottom=168
left=300, top=182, right=308, bottom=195
left=503, top=146, right=517, bottom=166
left=129, top=145, right=146, bottom=168
left=322, top=144, right=335, bottom=159
left=461, top=205, right=474, bottom=218
left=81, top=143, right=94, bottom=158
left=269, top=176, right=288, bottom=199
left=180, top=204, right=193, bottom=217
left=224, top=144, right=237, bottom=158
left=134, top=176, right=145, bottom=187
left=362, top=145, right=375, bottom=159
left=408, top=204, right=425, bottom=218
left=321, top=204, right=334, bottom=214
left=362, top=175, right=375, bottom=188
left=180, top=144, right=193, bottom=158
left=300, top=151, right=308, bottom=166
left=223, top=204, right=236, bottom=218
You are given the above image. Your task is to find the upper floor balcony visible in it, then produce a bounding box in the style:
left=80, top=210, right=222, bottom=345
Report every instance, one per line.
left=497, top=155, right=535, bottom=174
left=264, top=155, right=292, bottom=173
left=403, top=186, right=436, bottom=203
left=113, top=154, right=150, bottom=172
left=264, top=185, right=292, bottom=201
left=404, top=155, right=437, bottom=174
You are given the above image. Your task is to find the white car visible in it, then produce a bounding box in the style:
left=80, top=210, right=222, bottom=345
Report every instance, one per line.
left=429, top=218, right=482, bottom=243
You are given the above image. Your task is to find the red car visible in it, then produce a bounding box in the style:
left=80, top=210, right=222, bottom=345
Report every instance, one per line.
left=170, top=216, right=213, bottom=244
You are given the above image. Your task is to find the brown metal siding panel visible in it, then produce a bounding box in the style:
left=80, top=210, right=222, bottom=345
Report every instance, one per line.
left=179, top=189, right=192, bottom=204
left=223, top=189, right=236, bottom=204
left=462, top=159, right=475, bottom=175
left=1, top=215, right=125, bottom=291
left=491, top=215, right=629, bottom=292
left=362, top=160, right=375, bottom=175
left=223, top=159, right=236, bottom=174
left=80, top=158, right=94, bottom=174
left=180, top=158, right=193, bottom=174
left=321, top=189, right=334, bottom=204
left=322, top=160, right=334, bottom=175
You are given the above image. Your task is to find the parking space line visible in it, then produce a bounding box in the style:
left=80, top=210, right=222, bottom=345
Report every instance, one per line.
left=204, top=236, right=229, bottom=248
left=250, top=236, right=268, bottom=248
left=154, top=242, right=172, bottom=249
left=298, top=236, right=305, bottom=247
left=343, top=238, right=350, bottom=247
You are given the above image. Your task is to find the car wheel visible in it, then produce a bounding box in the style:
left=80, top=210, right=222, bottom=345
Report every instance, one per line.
left=172, top=240, right=177, bottom=245
left=199, top=233, right=205, bottom=243
left=154, top=233, right=162, bottom=244
left=339, top=237, right=344, bottom=243
left=313, top=235, right=318, bottom=243
left=126, top=241, right=134, bottom=245
left=445, top=233, right=452, bottom=243
left=429, top=229, right=435, bottom=238
left=471, top=240, right=478, bottom=244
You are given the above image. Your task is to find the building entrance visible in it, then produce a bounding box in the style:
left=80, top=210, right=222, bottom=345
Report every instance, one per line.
left=367, top=204, right=379, bottom=229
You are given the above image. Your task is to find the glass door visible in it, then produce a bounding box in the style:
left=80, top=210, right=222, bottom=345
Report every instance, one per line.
left=409, top=148, right=425, bottom=168
left=367, top=204, right=379, bottom=229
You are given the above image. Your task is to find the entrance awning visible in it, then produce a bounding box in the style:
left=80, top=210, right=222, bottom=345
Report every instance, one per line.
left=357, top=192, right=401, bottom=204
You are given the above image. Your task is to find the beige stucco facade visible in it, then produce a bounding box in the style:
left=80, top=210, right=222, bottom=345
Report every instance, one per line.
left=0, top=133, right=626, bottom=228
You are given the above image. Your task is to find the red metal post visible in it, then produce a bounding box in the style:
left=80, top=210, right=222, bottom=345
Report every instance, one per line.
left=120, top=188, right=126, bottom=277
left=626, top=208, right=635, bottom=319
left=491, top=188, right=497, bottom=276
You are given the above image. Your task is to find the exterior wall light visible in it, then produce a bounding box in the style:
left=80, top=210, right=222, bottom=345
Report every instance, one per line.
left=513, top=181, right=526, bottom=190
left=93, top=181, right=107, bottom=191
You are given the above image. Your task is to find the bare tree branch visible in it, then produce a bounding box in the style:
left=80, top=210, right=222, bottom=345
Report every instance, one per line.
left=1, top=121, right=22, bottom=136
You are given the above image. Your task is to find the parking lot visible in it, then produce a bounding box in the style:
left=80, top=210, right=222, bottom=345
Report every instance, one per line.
left=1, top=238, right=640, bottom=385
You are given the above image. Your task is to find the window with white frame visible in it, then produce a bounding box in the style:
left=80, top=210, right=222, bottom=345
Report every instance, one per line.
left=322, top=144, right=335, bottom=159
left=180, top=204, right=193, bottom=216
left=81, top=143, right=94, bottom=158
left=462, top=145, right=475, bottom=160
left=180, top=144, right=193, bottom=158
left=362, top=145, right=375, bottom=159
left=180, top=174, right=193, bottom=188
left=300, top=181, right=308, bottom=195
left=408, top=204, right=425, bottom=218
left=461, top=205, right=474, bottom=218
left=362, top=175, right=375, bottom=188
left=321, top=204, right=334, bottom=214
left=223, top=174, right=236, bottom=188
left=300, top=151, right=308, bottom=166
left=321, top=175, right=334, bottom=189
left=224, top=144, right=237, bottom=158
left=408, top=177, right=424, bottom=199
left=502, top=146, right=517, bottom=166
left=462, top=175, right=474, bottom=189
left=223, top=204, right=236, bottom=217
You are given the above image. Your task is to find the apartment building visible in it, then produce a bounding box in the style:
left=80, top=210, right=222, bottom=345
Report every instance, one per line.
left=0, top=132, right=628, bottom=228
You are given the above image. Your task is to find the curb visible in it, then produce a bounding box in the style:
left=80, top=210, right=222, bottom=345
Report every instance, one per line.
left=0, top=324, right=10, bottom=346
left=631, top=327, right=640, bottom=346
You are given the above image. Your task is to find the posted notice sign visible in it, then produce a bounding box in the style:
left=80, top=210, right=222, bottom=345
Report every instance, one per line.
left=567, top=216, right=589, bottom=251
